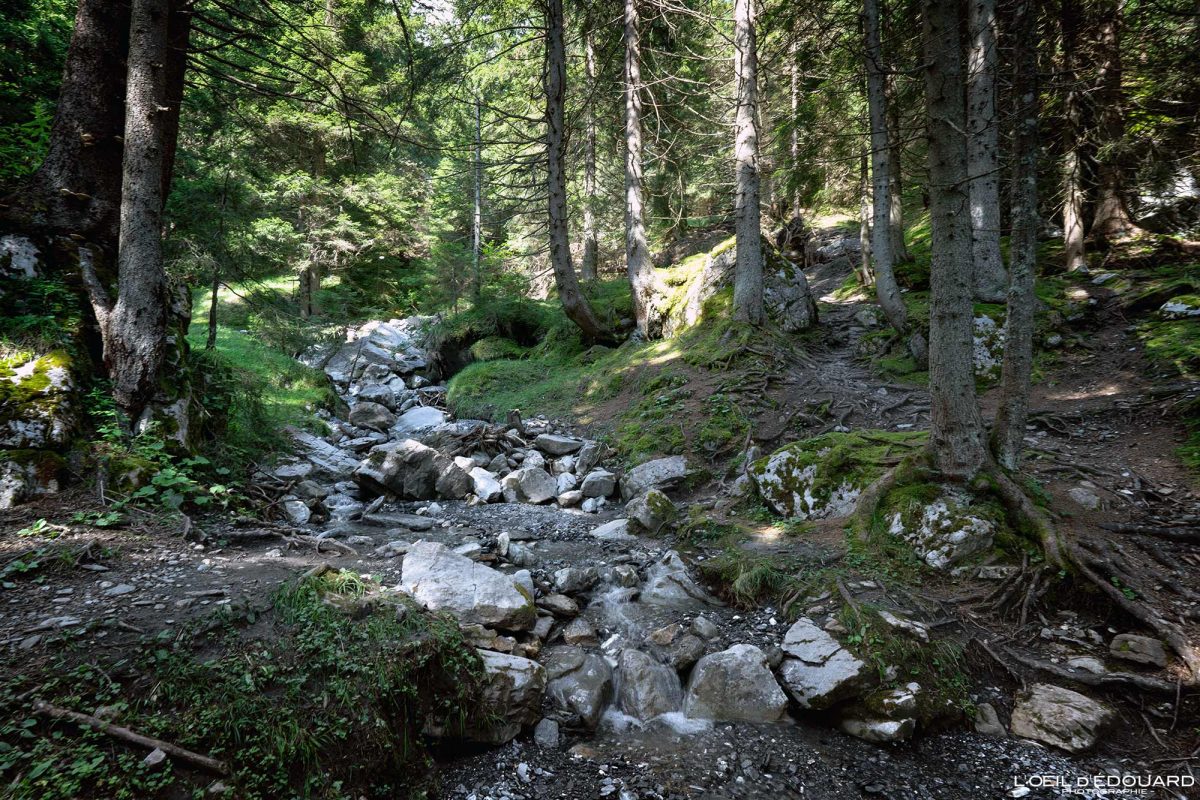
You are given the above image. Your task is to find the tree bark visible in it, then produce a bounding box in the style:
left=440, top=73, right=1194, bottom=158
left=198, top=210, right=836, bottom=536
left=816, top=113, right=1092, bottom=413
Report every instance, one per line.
left=544, top=0, right=608, bottom=341
left=865, top=0, right=920, bottom=357
left=1061, top=0, right=1088, bottom=271
left=0, top=0, right=129, bottom=243
left=472, top=93, right=483, bottom=298
left=206, top=268, right=219, bottom=350
left=624, top=0, right=660, bottom=338
left=859, top=151, right=875, bottom=287
left=97, top=0, right=173, bottom=421
left=1090, top=0, right=1141, bottom=243
left=790, top=36, right=801, bottom=215
left=581, top=24, right=599, bottom=282
left=967, top=0, right=1006, bottom=301
left=924, top=0, right=988, bottom=480
left=992, top=0, right=1039, bottom=470
left=885, top=71, right=910, bottom=263
left=732, top=0, right=764, bottom=325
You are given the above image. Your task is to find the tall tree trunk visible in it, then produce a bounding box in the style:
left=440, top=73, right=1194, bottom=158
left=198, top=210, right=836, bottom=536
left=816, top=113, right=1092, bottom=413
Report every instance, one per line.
left=967, top=0, right=1006, bottom=301
left=789, top=36, right=800, bottom=215
left=206, top=268, right=219, bottom=350
left=859, top=151, right=875, bottom=287
left=581, top=24, right=599, bottom=282
left=885, top=71, right=910, bottom=263
left=544, top=0, right=608, bottom=341
left=732, top=0, right=763, bottom=325
left=1, top=0, right=130, bottom=243
left=472, top=93, right=483, bottom=299
left=1090, top=0, right=1140, bottom=243
left=924, top=0, right=987, bottom=480
left=866, top=0, right=924, bottom=361
left=1061, top=0, right=1088, bottom=271
left=89, top=0, right=173, bottom=421
left=624, top=0, right=659, bottom=338
left=992, top=0, right=1040, bottom=469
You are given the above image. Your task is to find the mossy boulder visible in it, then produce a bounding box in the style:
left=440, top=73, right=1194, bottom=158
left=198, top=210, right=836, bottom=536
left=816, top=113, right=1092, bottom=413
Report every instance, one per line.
left=660, top=235, right=817, bottom=337
left=882, top=483, right=999, bottom=571
left=972, top=315, right=1005, bottom=381
left=0, top=449, right=66, bottom=507
left=749, top=430, right=926, bottom=519
left=0, top=349, right=79, bottom=450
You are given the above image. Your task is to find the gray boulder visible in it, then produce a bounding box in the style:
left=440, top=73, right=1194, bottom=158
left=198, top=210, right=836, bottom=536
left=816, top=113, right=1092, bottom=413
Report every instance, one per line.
left=348, top=401, right=395, bottom=432
left=354, top=439, right=472, bottom=500
left=399, top=541, right=535, bottom=630
left=580, top=469, right=617, bottom=498
left=617, top=649, right=683, bottom=721
left=469, top=467, right=504, bottom=503
left=776, top=617, right=870, bottom=710
left=1009, top=683, right=1114, bottom=753
left=590, top=518, right=637, bottom=542
left=544, top=646, right=613, bottom=729
left=502, top=467, right=558, bottom=504
left=574, top=441, right=602, bottom=476
left=457, top=650, right=546, bottom=744
left=534, top=434, right=584, bottom=455
left=625, top=489, right=677, bottom=533
left=394, top=405, right=447, bottom=433
left=1109, top=633, right=1167, bottom=667
left=356, top=384, right=397, bottom=409
left=620, top=456, right=688, bottom=501
left=641, top=551, right=716, bottom=607
left=683, top=644, right=788, bottom=723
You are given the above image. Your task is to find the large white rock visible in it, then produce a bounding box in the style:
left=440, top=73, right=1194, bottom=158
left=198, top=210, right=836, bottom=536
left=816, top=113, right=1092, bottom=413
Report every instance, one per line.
left=354, top=439, right=471, bottom=500
left=776, top=617, right=869, bottom=710
left=620, top=456, right=688, bottom=501
left=502, top=466, right=558, bottom=504
left=749, top=446, right=861, bottom=519
left=1009, top=683, right=1114, bottom=753
left=683, top=644, right=788, bottom=723
left=399, top=541, right=535, bottom=630
left=394, top=405, right=447, bottom=433
left=886, top=487, right=994, bottom=571
left=580, top=469, right=617, bottom=498
left=469, top=467, right=504, bottom=503
left=590, top=518, right=637, bottom=542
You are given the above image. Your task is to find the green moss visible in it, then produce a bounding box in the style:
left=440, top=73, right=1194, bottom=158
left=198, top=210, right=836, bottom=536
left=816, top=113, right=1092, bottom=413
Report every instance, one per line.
left=749, top=429, right=927, bottom=517
left=469, top=336, right=527, bottom=362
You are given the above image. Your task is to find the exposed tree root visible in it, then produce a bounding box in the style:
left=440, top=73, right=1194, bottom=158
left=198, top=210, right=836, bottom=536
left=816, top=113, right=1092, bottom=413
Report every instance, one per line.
left=1001, top=647, right=1186, bottom=696
left=853, top=458, right=1200, bottom=683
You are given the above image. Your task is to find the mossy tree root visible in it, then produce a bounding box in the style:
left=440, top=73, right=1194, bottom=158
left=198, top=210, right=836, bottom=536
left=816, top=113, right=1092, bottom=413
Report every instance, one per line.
left=850, top=453, right=930, bottom=540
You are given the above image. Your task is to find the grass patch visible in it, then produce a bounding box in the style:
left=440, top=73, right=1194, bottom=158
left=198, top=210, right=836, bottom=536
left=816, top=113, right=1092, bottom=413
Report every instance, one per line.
left=0, top=569, right=485, bottom=799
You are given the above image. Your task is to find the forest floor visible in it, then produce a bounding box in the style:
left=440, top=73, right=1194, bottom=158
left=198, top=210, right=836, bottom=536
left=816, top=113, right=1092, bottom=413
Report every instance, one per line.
left=2, top=223, right=1199, bottom=799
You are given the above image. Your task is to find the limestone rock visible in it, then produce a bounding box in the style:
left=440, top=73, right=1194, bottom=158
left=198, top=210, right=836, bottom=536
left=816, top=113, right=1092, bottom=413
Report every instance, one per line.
left=1109, top=633, right=1167, bottom=667
left=348, top=401, right=396, bottom=432
left=534, top=434, right=584, bottom=455
left=502, top=467, right=558, bottom=504
left=580, top=469, right=617, bottom=498
left=620, top=456, right=688, bottom=501
left=683, top=644, right=788, bottom=723
left=469, top=467, right=504, bottom=503
left=886, top=486, right=995, bottom=571
left=399, top=541, right=535, bottom=630
left=354, top=439, right=471, bottom=500
left=544, top=646, right=613, bottom=729
left=590, top=518, right=637, bottom=542
left=1009, top=683, right=1114, bottom=753
left=641, top=551, right=716, bottom=607
left=393, top=406, right=447, bottom=433
left=617, top=649, right=683, bottom=721
left=625, top=489, right=677, bottom=533
left=776, top=617, right=869, bottom=710
left=455, top=649, right=546, bottom=744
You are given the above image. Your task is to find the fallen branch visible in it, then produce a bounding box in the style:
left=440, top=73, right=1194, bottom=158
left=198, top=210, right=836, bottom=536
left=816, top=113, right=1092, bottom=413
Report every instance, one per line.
left=32, top=700, right=229, bottom=775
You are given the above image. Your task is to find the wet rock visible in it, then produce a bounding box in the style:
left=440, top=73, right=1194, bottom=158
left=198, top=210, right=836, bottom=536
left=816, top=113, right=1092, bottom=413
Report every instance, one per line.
left=660, top=633, right=706, bottom=671
left=580, top=469, right=617, bottom=498
left=620, top=456, right=688, bottom=501
left=273, top=461, right=314, bottom=481
left=618, top=649, right=683, bottom=720
left=399, top=541, right=535, bottom=630
left=534, top=434, right=584, bottom=455
left=641, top=551, right=716, bottom=607
left=469, top=467, right=504, bottom=503
left=683, top=644, right=788, bottom=723
left=553, top=567, right=599, bottom=595
left=1109, top=633, right=1167, bottom=667
left=502, top=467, right=558, bottom=504
left=562, top=617, right=598, bottom=646
left=1009, top=683, right=1114, bottom=753
left=839, top=683, right=920, bottom=743
left=544, top=646, right=613, bottom=729
left=776, top=617, right=869, bottom=710
left=354, top=439, right=472, bottom=500
left=348, top=401, right=396, bottom=432
left=625, top=489, right=677, bottom=533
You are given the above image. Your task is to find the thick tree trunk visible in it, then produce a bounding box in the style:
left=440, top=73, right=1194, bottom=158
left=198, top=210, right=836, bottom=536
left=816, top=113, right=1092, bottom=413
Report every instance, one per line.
left=967, top=0, right=1006, bottom=301
left=1061, top=0, right=1088, bottom=271
left=859, top=151, right=875, bottom=287
left=544, top=0, right=608, bottom=341
left=1090, top=0, right=1140, bottom=243
left=865, top=0, right=923, bottom=360
left=992, top=0, right=1039, bottom=469
left=732, top=0, right=763, bottom=325
left=924, top=0, right=988, bottom=480
left=1, top=0, right=129, bottom=243
left=624, top=0, right=660, bottom=338
left=581, top=25, right=599, bottom=282
left=885, top=72, right=910, bottom=263
left=91, top=0, right=173, bottom=421
left=472, top=94, right=483, bottom=298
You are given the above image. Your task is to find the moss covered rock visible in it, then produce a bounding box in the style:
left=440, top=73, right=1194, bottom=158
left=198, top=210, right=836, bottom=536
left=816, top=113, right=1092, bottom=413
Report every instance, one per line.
left=0, top=449, right=66, bottom=507
left=883, top=484, right=998, bottom=571
left=749, top=430, right=926, bottom=519
left=0, top=350, right=79, bottom=449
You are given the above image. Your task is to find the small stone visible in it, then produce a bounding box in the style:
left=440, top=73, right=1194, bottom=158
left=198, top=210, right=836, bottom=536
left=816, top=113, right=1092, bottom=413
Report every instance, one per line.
left=1109, top=633, right=1167, bottom=667
left=142, top=748, right=167, bottom=768
left=537, top=593, right=579, bottom=617
left=974, top=702, right=1006, bottom=737
left=103, top=584, right=136, bottom=597
left=534, top=718, right=560, bottom=748
left=1067, top=486, right=1101, bottom=511
left=691, top=615, right=720, bottom=640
